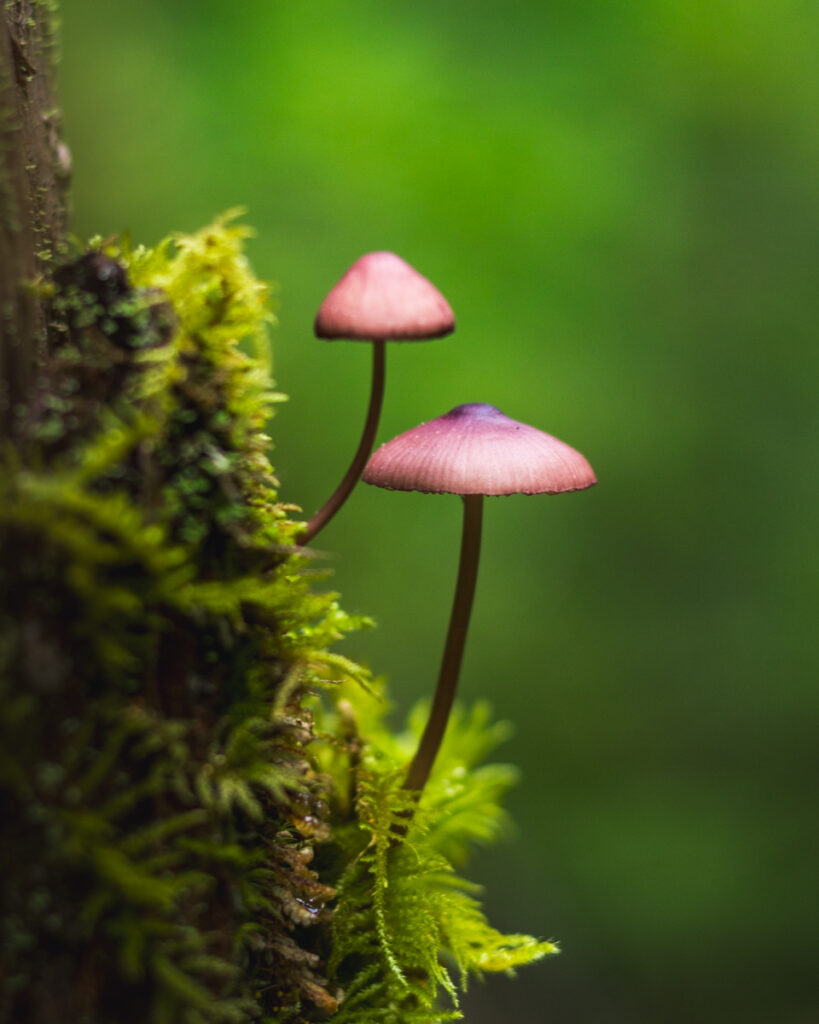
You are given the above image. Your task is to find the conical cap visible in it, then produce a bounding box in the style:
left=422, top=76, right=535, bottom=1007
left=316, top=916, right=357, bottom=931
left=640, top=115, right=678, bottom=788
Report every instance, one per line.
left=315, top=251, right=455, bottom=341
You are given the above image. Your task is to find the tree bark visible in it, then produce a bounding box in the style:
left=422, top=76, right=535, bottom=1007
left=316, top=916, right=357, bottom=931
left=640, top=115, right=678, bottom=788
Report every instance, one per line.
left=0, top=0, right=69, bottom=439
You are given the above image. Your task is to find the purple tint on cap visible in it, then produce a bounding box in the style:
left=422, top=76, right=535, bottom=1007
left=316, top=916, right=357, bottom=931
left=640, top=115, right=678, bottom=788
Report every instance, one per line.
left=442, top=403, right=508, bottom=421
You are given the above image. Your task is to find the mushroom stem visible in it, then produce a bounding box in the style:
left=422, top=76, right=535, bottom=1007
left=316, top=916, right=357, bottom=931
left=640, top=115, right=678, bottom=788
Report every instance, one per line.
left=300, top=340, right=386, bottom=545
left=404, top=493, right=484, bottom=794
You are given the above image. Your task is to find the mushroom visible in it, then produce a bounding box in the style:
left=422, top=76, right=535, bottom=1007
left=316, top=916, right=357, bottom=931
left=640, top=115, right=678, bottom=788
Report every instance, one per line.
left=363, top=402, right=596, bottom=794
left=299, top=252, right=455, bottom=545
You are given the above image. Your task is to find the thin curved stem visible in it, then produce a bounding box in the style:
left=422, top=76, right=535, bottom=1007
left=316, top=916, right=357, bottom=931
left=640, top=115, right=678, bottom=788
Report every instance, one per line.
left=299, top=340, right=386, bottom=545
left=404, top=494, right=484, bottom=794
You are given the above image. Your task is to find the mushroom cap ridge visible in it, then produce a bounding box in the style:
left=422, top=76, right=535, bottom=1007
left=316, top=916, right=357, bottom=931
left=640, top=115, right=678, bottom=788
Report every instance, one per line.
left=314, top=251, right=455, bottom=341
left=363, top=403, right=597, bottom=496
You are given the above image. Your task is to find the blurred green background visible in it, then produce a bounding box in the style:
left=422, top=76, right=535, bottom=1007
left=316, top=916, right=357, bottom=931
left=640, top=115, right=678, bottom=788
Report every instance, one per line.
left=59, top=2, right=818, bottom=1020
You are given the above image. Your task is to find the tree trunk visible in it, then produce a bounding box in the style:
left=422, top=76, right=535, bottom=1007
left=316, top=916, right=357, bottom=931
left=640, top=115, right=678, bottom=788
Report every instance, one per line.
left=0, top=12, right=342, bottom=1020
left=0, top=0, right=68, bottom=439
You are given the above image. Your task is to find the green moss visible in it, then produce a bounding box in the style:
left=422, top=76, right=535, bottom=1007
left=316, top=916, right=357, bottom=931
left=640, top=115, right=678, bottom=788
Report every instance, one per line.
left=1, top=213, right=359, bottom=1022
left=316, top=689, right=557, bottom=1023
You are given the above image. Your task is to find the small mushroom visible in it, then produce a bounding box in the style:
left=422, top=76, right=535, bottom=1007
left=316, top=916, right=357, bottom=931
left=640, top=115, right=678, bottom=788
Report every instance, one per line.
left=363, top=402, right=596, bottom=794
left=299, top=252, right=454, bottom=545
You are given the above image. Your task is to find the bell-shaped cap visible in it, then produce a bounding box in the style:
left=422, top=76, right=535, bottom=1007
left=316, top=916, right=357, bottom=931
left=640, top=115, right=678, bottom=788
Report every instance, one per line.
left=314, top=251, right=455, bottom=341
left=363, top=403, right=596, bottom=496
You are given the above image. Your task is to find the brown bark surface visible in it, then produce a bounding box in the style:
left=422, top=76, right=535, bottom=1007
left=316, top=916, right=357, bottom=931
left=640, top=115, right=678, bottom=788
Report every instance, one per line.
left=0, top=0, right=69, bottom=438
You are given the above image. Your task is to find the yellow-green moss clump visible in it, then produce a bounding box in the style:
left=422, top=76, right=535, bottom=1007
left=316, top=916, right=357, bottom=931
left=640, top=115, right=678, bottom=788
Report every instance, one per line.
left=0, top=213, right=554, bottom=1024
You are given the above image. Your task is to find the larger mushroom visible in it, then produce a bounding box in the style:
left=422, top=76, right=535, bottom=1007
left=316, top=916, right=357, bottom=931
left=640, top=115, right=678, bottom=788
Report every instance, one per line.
left=363, top=402, right=596, bottom=795
left=298, top=252, right=454, bottom=545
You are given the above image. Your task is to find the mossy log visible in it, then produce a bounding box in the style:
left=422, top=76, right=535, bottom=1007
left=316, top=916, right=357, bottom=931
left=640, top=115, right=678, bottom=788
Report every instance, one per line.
left=0, top=211, right=360, bottom=1021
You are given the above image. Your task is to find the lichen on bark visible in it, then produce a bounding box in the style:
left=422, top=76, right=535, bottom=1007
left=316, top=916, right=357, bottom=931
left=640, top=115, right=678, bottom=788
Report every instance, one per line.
left=0, top=0, right=69, bottom=439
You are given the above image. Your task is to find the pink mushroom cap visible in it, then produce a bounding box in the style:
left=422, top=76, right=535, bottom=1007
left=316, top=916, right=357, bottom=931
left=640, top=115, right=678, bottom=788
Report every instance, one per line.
left=363, top=403, right=597, bottom=496
left=314, top=251, right=455, bottom=341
